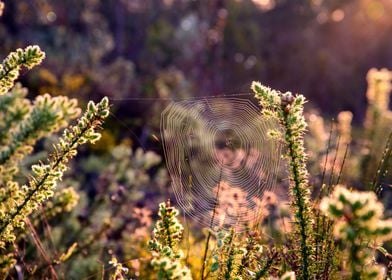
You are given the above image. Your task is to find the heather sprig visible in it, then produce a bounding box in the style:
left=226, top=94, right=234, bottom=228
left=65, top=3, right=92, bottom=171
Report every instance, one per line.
left=211, top=230, right=275, bottom=280
left=0, top=94, right=80, bottom=168
left=211, top=230, right=243, bottom=280
left=0, top=97, right=110, bottom=246
left=253, top=252, right=277, bottom=280
left=149, top=201, right=192, bottom=279
left=320, top=185, right=392, bottom=279
left=237, top=231, right=263, bottom=278
left=0, top=93, right=80, bottom=188
left=151, top=257, right=192, bottom=280
left=0, top=83, right=30, bottom=145
left=0, top=46, right=45, bottom=95
left=0, top=253, right=15, bottom=274
left=252, top=82, right=313, bottom=280
left=149, top=200, right=184, bottom=258
left=362, top=68, right=392, bottom=186
left=42, top=187, right=80, bottom=218
left=108, top=257, right=129, bottom=280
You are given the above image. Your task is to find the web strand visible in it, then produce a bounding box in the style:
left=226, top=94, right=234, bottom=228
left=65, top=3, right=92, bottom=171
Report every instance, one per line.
left=108, top=92, right=254, bottom=102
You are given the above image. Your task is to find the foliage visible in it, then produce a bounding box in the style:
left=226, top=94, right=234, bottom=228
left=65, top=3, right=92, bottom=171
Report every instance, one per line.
left=2, top=0, right=392, bottom=141
left=1, top=1, right=392, bottom=279
left=0, top=94, right=109, bottom=246
left=0, top=45, right=45, bottom=95
left=252, top=83, right=313, bottom=280
left=0, top=6, right=111, bottom=275
left=321, top=185, right=392, bottom=279
left=108, top=257, right=129, bottom=280
left=1, top=61, right=390, bottom=279
left=143, top=75, right=391, bottom=280
left=149, top=201, right=192, bottom=280
left=0, top=89, right=81, bottom=184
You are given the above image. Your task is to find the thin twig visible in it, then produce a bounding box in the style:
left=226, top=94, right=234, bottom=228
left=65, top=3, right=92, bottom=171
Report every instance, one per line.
left=39, top=206, right=58, bottom=255
left=201, top=164, right=223, bottom=280
left=327, top=135, right=341, bottom=194
left=318, top=120, right=334, bottom=199
left=336, top=143, right=350, bottom=185
left=26, top=218, right=58, bottom=280
left=371, top=131, right=392, bottom=194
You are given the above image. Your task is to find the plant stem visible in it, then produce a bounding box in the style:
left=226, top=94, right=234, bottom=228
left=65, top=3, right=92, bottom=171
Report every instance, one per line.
left=283, top=110, right=311, bottom=280
left=201, top=165, right=223, bottom=280
left=372, top=131, right=392, bottom=194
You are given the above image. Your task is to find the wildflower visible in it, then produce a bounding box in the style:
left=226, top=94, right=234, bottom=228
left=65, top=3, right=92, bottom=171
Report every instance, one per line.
left=0, top=46, right=45, bottom=95
left=0, top=97, right=110, bottom=246
left=337, top=111, right=353, bottom=144
left=109, top=257, right=129, bottom=280
left=307, top=113, right=327, bottom=144
left=321, top=185, right=392, bottom=242
left=252, top=82, right=313, bottom=280
left=320, top=185, right=392, bottom=279
left=210, top=181, right=272, bottom=230
left=44, top=187, right=80, bottom=218
left=366, top=68, right=391, bottom=112
left=151, top=257, right=192, bottom=280
left=132, top=207, right=153, bottom=227
left=148, top=201, right=192, bottom=279
left=362, top=68, right=392, bottom=186
left=129, top=259, right=141, bottom=277
left=0, top=92, right=81, bottom=184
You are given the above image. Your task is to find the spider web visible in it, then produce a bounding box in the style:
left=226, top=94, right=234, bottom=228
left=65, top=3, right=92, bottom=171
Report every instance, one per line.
left=160, top=98, right=282, bottom=231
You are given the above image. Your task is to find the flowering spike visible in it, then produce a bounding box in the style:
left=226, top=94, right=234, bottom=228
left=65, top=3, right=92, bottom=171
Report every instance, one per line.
left=252, top=83, right=313, bottom=280
left=0, top=97, right=110, bottom=246
left=148, top=201, right=192, bottom=279
left=321, top=185, right=392, bottom=279
left=0, top=92, right=81, bottom=185
left=0, top=46, right=45, bottom=95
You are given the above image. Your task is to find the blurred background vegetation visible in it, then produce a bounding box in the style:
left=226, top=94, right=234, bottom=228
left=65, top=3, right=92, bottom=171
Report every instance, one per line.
left=1, top=0, right=392, bottom=139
